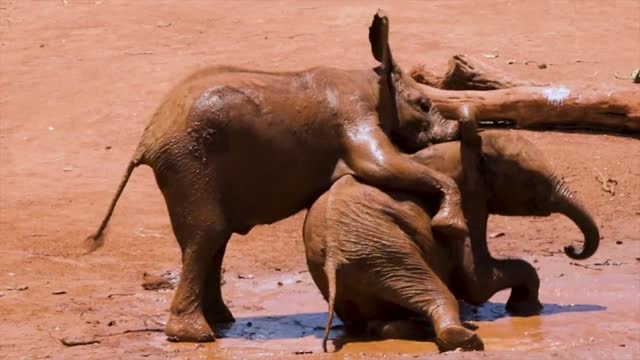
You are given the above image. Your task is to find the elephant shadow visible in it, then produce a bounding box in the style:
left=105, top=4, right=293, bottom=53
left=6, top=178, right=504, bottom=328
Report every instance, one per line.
left=214, top=312, right=339, bottom=341
left=214, top=301, right=606, bottom=341
left=459, top=301, right=607, bottom=322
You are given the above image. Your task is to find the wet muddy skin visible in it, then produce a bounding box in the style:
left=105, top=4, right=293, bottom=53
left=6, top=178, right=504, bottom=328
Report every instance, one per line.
left=1, top=1, right=639, bottom=359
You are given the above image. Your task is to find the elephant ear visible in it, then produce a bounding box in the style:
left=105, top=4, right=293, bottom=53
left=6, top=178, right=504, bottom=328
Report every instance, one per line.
left=369, top=9, right=396, bottom=73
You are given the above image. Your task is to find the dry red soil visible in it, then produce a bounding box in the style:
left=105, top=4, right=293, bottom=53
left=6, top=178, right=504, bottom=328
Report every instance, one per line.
left=1, top=1, right=639, bottom=359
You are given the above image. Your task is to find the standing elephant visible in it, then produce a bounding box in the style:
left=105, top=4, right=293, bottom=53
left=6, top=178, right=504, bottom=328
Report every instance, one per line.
left=85, top=11, right=465, bottom=342
left=303, top=123, right=599, bottom=352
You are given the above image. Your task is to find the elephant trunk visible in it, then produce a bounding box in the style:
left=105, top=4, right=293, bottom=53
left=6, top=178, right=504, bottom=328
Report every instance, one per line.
left=552, top=181, right=600, bottom=260
left=429, top=107, right=461, bottom=144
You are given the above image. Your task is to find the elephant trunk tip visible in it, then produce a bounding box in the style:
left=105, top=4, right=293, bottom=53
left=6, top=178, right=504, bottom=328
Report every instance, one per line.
left=564, top=244, right=596, bottom=260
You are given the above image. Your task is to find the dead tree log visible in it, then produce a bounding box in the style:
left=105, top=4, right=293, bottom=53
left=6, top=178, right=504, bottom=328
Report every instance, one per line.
left=410, top=54, right=545, bottom=90
left=423, top=85, right=640, bottom=132
left=410, top=55, right=640, bottom=133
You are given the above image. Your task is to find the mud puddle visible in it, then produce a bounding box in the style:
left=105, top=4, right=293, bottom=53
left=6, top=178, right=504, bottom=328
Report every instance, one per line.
left=165, top=255, right=639, bottom=357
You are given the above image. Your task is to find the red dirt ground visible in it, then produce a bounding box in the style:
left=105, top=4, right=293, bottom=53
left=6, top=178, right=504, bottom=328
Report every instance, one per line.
left=1, top=1, right=639, bottom=359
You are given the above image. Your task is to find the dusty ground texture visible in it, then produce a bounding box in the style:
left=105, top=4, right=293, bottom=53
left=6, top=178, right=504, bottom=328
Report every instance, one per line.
left=1, top=1, right=639, bottom=359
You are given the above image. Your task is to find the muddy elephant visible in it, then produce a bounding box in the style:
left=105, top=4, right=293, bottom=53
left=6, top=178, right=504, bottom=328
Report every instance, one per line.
left=86, top=11, right=466, bottom=342
left=303, top=123, right=599, bottom=352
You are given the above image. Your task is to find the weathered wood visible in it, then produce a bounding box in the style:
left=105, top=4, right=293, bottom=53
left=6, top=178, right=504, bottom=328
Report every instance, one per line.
left=410, top=54, right=544, bottom=90
left=422, top=84, right=640, bottom=132
left=410, top=55, right=640, bottom=133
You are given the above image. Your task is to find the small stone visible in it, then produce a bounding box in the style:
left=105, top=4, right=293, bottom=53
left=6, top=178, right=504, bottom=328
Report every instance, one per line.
left=48, top=126, right=55, bottom=131
left=59, top=336, right=100, bottom=347
left=63, top=166, right=73, bottom=172
left=107, top=320, right=116, bottom=326
left=238, top=274, right=254, bottom=279
left=142, top=270, right=179, bottom=290
left=538, top=63, right=548, bottom=69
left=277, top=281, right=283, bottom=286
left=51, top=290, right=67, bottom=295
left=616, top=240, right=623, bottom=245
left=489, top=232, right=505, bottom=239
left=246, top=321, right=252, bottom=327
left=105, top=145, right=112, bottom=150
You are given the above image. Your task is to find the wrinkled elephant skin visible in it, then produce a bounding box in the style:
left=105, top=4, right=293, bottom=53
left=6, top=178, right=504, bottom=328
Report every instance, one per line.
left=304, top=129, right=599, bottom=352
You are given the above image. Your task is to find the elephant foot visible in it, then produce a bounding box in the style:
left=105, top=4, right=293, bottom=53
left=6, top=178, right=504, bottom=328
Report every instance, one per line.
left=432, top=208, right=469, bottom=240
left=436, top=325, right=484, bottom=352
left=204, top=302, right=236, bottom=324
left=506, top=298, right=543, bottom=316
left=166, top=311, right=216, bottom=342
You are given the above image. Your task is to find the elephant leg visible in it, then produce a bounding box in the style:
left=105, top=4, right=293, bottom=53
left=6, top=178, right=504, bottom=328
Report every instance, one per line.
left=461, top=254, right=542, bottom=316
left=460, top=243, right=542, bottom=315
left=496, top=258, right=542, bottom=315
left=155, top=162, right=231, bottom=342
left=372, top=260, right=484, bottom=352
left=458, top=210, right=542, bottom=316
left=166, top=218, right=230, bottom=342
left=203, top=238, right=235, bottom=324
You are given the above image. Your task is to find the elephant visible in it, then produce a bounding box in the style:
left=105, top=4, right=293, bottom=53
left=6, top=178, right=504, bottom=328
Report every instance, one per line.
left=85, top=11, right=466, bottom=342
left=303, top=121, right=599, bottom=352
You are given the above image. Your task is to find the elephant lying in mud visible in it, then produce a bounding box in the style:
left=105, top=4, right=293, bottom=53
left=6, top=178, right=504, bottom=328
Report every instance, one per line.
left=303, top=124, right=599, bottom=352
left=86, top=11, right=466, bottom=342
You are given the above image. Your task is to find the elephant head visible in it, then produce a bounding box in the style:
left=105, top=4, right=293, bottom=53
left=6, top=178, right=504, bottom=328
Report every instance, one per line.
left=369, top=10, right=460, bottom=152
left=411, top=130, right=600, bottom=260
left=480, top=133, right=599, bottom=260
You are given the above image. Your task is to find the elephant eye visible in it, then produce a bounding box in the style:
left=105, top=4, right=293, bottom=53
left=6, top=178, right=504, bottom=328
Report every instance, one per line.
left=418, top=99, right=431, bottom=113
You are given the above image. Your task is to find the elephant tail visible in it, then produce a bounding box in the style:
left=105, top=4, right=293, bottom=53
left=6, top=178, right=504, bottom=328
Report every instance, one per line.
left=84, top=146, right=146, bottom=253
left=553, top=181, right=600, bottom=260
left=322, top=259, right=338, bottom=353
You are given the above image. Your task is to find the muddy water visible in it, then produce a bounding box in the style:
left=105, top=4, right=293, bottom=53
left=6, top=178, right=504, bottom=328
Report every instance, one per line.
left=163, top=256, right=639, bottom=357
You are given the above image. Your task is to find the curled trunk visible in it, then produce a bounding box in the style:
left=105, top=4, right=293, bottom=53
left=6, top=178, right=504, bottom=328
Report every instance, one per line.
left=553, top=183, right=600, bottom=260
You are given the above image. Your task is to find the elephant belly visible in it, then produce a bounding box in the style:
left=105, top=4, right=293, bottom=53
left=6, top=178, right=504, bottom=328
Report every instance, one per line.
left=178, top=79, right=345, bottom=231
left=218, top=141, right=340, bottom=229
